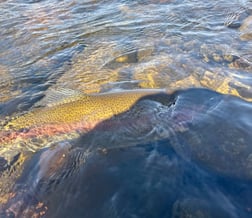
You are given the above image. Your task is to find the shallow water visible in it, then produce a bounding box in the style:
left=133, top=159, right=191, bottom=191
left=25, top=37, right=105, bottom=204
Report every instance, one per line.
left=0, top=0, right=252, bottom=110
left=1, top=88, right=252, bottom=217
left=0, top=0, right=252, bottom=217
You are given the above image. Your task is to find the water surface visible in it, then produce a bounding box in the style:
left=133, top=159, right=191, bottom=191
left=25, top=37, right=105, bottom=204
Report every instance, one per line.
left=0, top=0, right=252, bottom=217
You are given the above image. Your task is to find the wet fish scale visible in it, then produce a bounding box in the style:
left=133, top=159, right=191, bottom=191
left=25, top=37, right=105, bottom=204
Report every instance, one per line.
left=0, top=89, right=168, bottom=157
left=4, top=90, right=165, bottom=131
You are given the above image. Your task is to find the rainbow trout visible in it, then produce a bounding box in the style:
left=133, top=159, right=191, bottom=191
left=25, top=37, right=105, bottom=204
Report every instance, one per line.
left=0, top=88, right=171, bottom=208
left=0, top=89, right=168, bottom=159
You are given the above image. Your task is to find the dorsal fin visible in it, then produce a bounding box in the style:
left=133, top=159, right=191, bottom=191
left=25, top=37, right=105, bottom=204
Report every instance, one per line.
left=34, top=88, right=86, bottom=108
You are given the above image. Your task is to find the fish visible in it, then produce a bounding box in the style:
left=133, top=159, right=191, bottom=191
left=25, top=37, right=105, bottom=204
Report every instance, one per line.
left=0, top=88, right=172, bottom=205
left=0, top=89, right=168, bottom=156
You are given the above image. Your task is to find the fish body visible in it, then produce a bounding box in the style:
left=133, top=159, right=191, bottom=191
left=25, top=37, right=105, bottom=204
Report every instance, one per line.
left=0, top=89, right=167, bottom=151
left=0, top=88, right=170, bottom=206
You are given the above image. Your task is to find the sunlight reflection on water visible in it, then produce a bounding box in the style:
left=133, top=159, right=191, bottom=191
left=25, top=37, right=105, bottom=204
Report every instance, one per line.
left=0, top=0, right=252, bottom=217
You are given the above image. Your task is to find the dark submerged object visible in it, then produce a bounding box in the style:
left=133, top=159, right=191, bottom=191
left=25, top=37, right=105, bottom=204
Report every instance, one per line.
left=1, top=88, right=252, bottom=218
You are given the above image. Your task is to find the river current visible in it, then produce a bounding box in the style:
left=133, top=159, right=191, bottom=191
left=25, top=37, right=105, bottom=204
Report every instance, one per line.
left=0, top=0, right=252, bottom=217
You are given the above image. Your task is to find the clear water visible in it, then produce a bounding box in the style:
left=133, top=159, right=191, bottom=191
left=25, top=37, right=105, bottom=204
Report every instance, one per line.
left=0, top=0, right=252, bottom=217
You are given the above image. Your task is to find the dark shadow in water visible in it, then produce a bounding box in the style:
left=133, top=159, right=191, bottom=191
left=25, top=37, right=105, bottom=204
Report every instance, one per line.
left=1, top=88, right=252, bottom=218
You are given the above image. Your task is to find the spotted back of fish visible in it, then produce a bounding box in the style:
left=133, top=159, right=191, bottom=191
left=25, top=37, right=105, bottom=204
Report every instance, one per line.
left=4, top=89, right=167, bottom=131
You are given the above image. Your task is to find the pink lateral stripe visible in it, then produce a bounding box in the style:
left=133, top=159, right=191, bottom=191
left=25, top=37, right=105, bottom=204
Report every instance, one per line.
left=0, top=121, right=99, bottom=145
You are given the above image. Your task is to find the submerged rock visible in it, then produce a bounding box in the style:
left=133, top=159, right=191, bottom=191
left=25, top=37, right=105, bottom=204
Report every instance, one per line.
left=167, top=89, right=252, bottom=181
left=240, top=15, right=252, bottom=41
left=224, top=7, right=249, bottom=29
